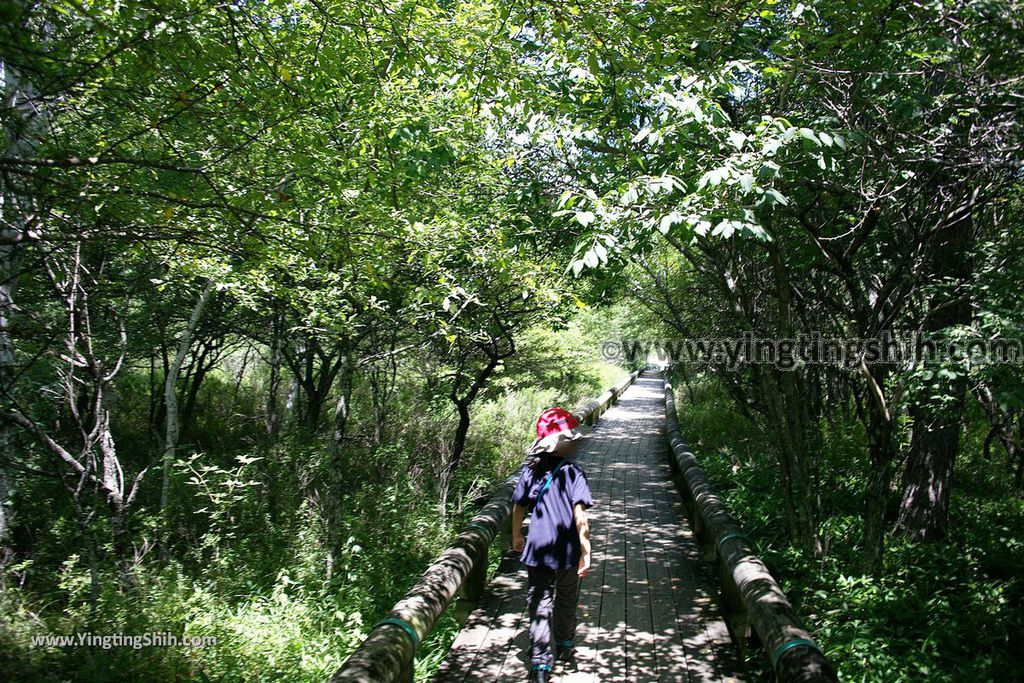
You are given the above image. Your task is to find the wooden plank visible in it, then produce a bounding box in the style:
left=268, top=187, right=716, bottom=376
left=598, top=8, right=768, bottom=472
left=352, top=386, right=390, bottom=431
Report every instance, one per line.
left=649, top=591, right=690, bottom=683
left=623, top=426, right=658, bottom=683
left=598, top=393, right=633, bottom=683
left=636, top=383, right=743, bottom=683
left=634, top=438, right=692, bottom=683
left=466, top=562, right=530, bottom=681
left=594, top=588, right=627, bottom=681
left=578, top=394, right=629, bottom=683
left=625, top=590, right=657, bottom=682
left=433, top=553, right=525, bottom=682
left=650, top=470, right=733, bottom=681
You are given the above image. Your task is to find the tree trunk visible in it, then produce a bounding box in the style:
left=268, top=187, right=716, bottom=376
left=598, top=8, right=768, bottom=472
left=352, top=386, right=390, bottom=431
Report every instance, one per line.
left=862, top=394, right=896, bottom=576
left=266, top=309, right=284, bottom=441
left=897, top=400, right=962, bottom=540
left=302, top=385, right=329, bottom=436
left=285, top=373, right=300, bottom=424
left=896, top=206, right=973, bottom=540
left=1014, top=435, right=1024, bottom=495
left=756, top=371, right=801, bottom=544
left=69, top=491, right=101, bottom=619
left=101, top=412, right=134, bottom=590
left=180, top=340, right=215, bottom=440
left=329, top=351, right=357, bottom=460
left=451, top=399, right=472, bottom=477
left=325, top=350, right=357, bottom=576
left=294, top=337, right=342, bottom=438
left=109, top=502, right=135, bottom=592
left=160, top=280, right=214, bottom=513
left=766, top=243, right=822, bottom=554
left=369, top=360, right=394, bottom=449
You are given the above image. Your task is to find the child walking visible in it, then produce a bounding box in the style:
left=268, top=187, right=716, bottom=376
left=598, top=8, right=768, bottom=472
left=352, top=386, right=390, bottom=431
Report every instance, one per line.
left=512, top=407, right=593, bottom=683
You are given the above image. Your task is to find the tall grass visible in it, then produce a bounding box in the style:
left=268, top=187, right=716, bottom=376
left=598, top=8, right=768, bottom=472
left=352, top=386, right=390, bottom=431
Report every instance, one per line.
left=0, top=319, right=627, bottom=682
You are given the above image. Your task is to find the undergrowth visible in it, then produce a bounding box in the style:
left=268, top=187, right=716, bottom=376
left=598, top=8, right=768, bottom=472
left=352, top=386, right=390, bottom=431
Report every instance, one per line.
left=673, top=376, right=1024, bottom=682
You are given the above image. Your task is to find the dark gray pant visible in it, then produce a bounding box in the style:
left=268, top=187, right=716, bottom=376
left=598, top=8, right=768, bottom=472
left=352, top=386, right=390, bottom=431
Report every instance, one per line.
left=526, top=565, right=580, bottom=668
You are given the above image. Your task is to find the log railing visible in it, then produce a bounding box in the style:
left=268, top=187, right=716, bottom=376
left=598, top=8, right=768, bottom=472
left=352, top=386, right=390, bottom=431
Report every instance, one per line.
left=328, top=370, right=640, bottom=683
left=574, top=370, right=637, bottom=427
left=663, top=377, right=839, bottom=683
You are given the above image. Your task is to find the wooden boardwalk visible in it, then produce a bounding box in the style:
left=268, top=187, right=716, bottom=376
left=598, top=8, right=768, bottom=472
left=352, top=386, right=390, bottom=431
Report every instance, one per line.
left=434, top=376, right=745, bottom=683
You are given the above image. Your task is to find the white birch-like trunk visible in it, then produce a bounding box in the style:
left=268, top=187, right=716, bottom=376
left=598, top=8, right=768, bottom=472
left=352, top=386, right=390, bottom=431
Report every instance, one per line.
left=159, top=280, right=214, bottom=512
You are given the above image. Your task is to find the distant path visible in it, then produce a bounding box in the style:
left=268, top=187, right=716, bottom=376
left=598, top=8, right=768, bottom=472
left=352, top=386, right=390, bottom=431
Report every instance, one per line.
left=434, top=376, right=745, bottom=682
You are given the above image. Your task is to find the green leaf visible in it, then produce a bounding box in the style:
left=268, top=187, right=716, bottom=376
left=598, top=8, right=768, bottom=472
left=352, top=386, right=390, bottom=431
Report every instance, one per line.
left=575, top=211, right=597, bottom=226
left=727, top=131, right=747, bottom=150
left=699, top=167, right=727, bottom=189
left=763, top=188, right=789, bottom=206
left=659, top=212, right=683, bottom=234
left=712, top=219, right=736, bottom=238
left=798, top=127, right=821, bottom=146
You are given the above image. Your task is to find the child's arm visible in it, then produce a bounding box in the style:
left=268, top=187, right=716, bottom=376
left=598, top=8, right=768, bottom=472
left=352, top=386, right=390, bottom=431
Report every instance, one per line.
left=574, top=503, right=591, bottom=577
left=512, top=503, right=527, bottom=552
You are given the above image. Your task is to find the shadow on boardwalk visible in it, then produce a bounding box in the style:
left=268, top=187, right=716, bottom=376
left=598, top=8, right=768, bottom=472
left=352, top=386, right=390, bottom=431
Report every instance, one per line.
left=434, top=376, right=745, bottom=683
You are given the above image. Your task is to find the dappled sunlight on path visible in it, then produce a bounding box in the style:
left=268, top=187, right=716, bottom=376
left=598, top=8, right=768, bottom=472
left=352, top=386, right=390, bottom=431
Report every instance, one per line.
left=434, top=377, right=745, bottom=682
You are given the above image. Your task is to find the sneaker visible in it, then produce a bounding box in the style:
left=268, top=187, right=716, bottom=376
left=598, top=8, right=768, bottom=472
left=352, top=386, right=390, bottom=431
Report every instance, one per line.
left=556, top=640, right=575, bottom=662
left=529, top=665, right=551, bottom=683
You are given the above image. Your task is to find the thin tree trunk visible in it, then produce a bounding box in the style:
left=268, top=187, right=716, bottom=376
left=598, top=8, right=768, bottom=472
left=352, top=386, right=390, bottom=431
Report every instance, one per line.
left=266, top=309, right=284, bottom=441
left=69, top=490, right=101, bottom=619
left=326, top=350, right=356, bottom=577
left=231, top=344, right=250, bottom=407
left=180, top=340, right=216, bottom=440
left=329, top=351, right=357, bottom=460
left=285, top=373, right=300, bottom=424
left=1014, top=434, right=1024, bottom=494
left=369, top=363, right=390, bottom=449
left=896, top=209, right=973, bottom=540
left=451, top=399, right=472, bottom=477
left=766, top=243, right=822, bottom=554
left=862, top=390, right=896, bottom=576
left=160, top=280, right=214, bottom=513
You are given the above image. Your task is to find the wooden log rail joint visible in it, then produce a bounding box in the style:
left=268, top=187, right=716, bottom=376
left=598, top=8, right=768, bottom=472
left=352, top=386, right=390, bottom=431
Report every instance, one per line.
left=663, top=377, right=839, bottom=683
left=328, top=370, right=641, bottom=683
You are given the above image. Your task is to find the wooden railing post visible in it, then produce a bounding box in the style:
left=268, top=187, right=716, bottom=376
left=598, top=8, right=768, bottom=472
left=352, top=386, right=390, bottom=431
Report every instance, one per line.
left=693, top=510, right=716, bottom=562
left=454, top=547, right=489, bottom=622
left=719, top=557, right=754, bottom=653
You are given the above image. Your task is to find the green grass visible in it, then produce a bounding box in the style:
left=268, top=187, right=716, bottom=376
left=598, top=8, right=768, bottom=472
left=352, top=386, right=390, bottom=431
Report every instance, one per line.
left=0, top=337, right=627, bottom=682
